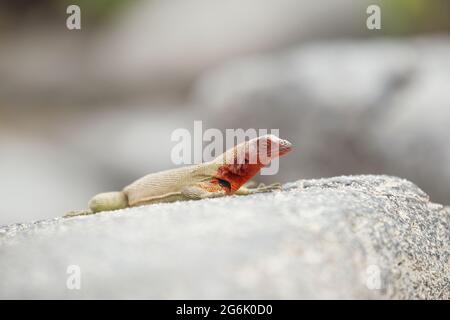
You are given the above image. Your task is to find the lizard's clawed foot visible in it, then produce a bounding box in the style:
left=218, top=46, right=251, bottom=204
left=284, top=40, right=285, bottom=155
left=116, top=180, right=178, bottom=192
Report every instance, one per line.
left=253, top=182, right=282, bottom=193
left=235, top=182, right=282, bottom=195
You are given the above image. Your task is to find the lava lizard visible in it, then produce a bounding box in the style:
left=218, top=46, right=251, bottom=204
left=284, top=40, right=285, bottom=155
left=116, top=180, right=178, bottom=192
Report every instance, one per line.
left=65, top=134, right=292, bottom=217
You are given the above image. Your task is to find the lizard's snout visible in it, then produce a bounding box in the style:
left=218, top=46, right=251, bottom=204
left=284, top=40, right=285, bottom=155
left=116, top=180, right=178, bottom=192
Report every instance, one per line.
left=278, top=139, right=292, bottom=155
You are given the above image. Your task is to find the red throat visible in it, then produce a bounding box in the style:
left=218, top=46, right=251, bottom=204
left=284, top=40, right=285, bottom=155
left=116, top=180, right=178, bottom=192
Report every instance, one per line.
left=211, top=136, right=292, bottom=193
left=216, top=163, right=264, bottom=193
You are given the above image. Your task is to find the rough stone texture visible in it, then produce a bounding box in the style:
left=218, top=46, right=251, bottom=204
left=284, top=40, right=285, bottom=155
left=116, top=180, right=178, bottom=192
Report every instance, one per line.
left=0, top=175, right=448, bottom=299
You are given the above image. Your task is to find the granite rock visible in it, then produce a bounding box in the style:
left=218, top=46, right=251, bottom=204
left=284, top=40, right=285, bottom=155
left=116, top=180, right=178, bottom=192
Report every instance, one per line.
left=0, top=175, right=448, bottom=299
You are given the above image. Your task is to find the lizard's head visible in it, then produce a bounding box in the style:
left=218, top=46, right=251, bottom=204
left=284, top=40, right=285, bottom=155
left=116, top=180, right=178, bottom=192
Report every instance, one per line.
left=212, top=134, right=292, bottom=192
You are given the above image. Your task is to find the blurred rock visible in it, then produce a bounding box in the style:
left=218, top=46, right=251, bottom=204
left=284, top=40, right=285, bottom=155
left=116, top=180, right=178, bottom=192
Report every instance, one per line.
left=0, top=133, right=105, bottom=225
left=368, top=38, right=450, bottom=204
left=0, top=175, right=448, bottom=299
left=0, top=102, right=201, bottom=225
left=61, top=103, right=199, bottom=181
left=193, top=37, right=450, bottom=203
left=93, top=0, right=369, bottom=90
left=0, top=0, right=370, bottom=105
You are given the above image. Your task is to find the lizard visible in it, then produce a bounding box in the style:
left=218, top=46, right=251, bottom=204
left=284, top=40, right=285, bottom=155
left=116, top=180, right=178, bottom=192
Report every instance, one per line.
left=64, top=134, right=292, bottom=217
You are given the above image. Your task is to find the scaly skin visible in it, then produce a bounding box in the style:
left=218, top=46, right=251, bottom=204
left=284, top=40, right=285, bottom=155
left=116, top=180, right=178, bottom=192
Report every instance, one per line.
left=64, top=134, right=292, bottom=217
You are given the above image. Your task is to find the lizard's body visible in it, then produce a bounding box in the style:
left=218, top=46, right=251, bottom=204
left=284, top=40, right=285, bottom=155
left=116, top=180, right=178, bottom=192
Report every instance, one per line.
left=65, top=134, right=292, bottom=217
left=125, top=163, right=222, bottom=206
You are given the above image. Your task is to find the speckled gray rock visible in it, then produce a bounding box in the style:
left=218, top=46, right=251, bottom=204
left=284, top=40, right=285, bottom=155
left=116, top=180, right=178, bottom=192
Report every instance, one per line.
left=0, top=175, right=448, bottom=299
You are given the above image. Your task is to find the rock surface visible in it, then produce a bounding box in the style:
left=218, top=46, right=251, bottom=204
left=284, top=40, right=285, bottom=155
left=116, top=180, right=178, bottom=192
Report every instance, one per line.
left=0, top=175, right=448, bottom=299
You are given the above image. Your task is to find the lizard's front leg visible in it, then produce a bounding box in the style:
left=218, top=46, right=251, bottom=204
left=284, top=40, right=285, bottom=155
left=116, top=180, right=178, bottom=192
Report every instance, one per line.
left=181, top=184, right=227, bottom=200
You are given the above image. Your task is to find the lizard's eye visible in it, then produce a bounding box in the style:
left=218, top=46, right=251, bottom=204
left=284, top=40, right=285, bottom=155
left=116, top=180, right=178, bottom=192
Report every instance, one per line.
left=217, top=179, right=231, bottom=190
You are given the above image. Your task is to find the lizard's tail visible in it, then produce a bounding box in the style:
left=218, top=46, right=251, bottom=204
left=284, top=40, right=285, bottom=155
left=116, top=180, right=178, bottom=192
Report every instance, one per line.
left=88, top=191, right=128, bottom=213
left=64, top=191, right=128, bottom=218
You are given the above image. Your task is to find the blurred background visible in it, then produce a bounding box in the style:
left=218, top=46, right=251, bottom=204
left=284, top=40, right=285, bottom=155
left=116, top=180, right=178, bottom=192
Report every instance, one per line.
left=1, top=0, right=449, bottom=225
